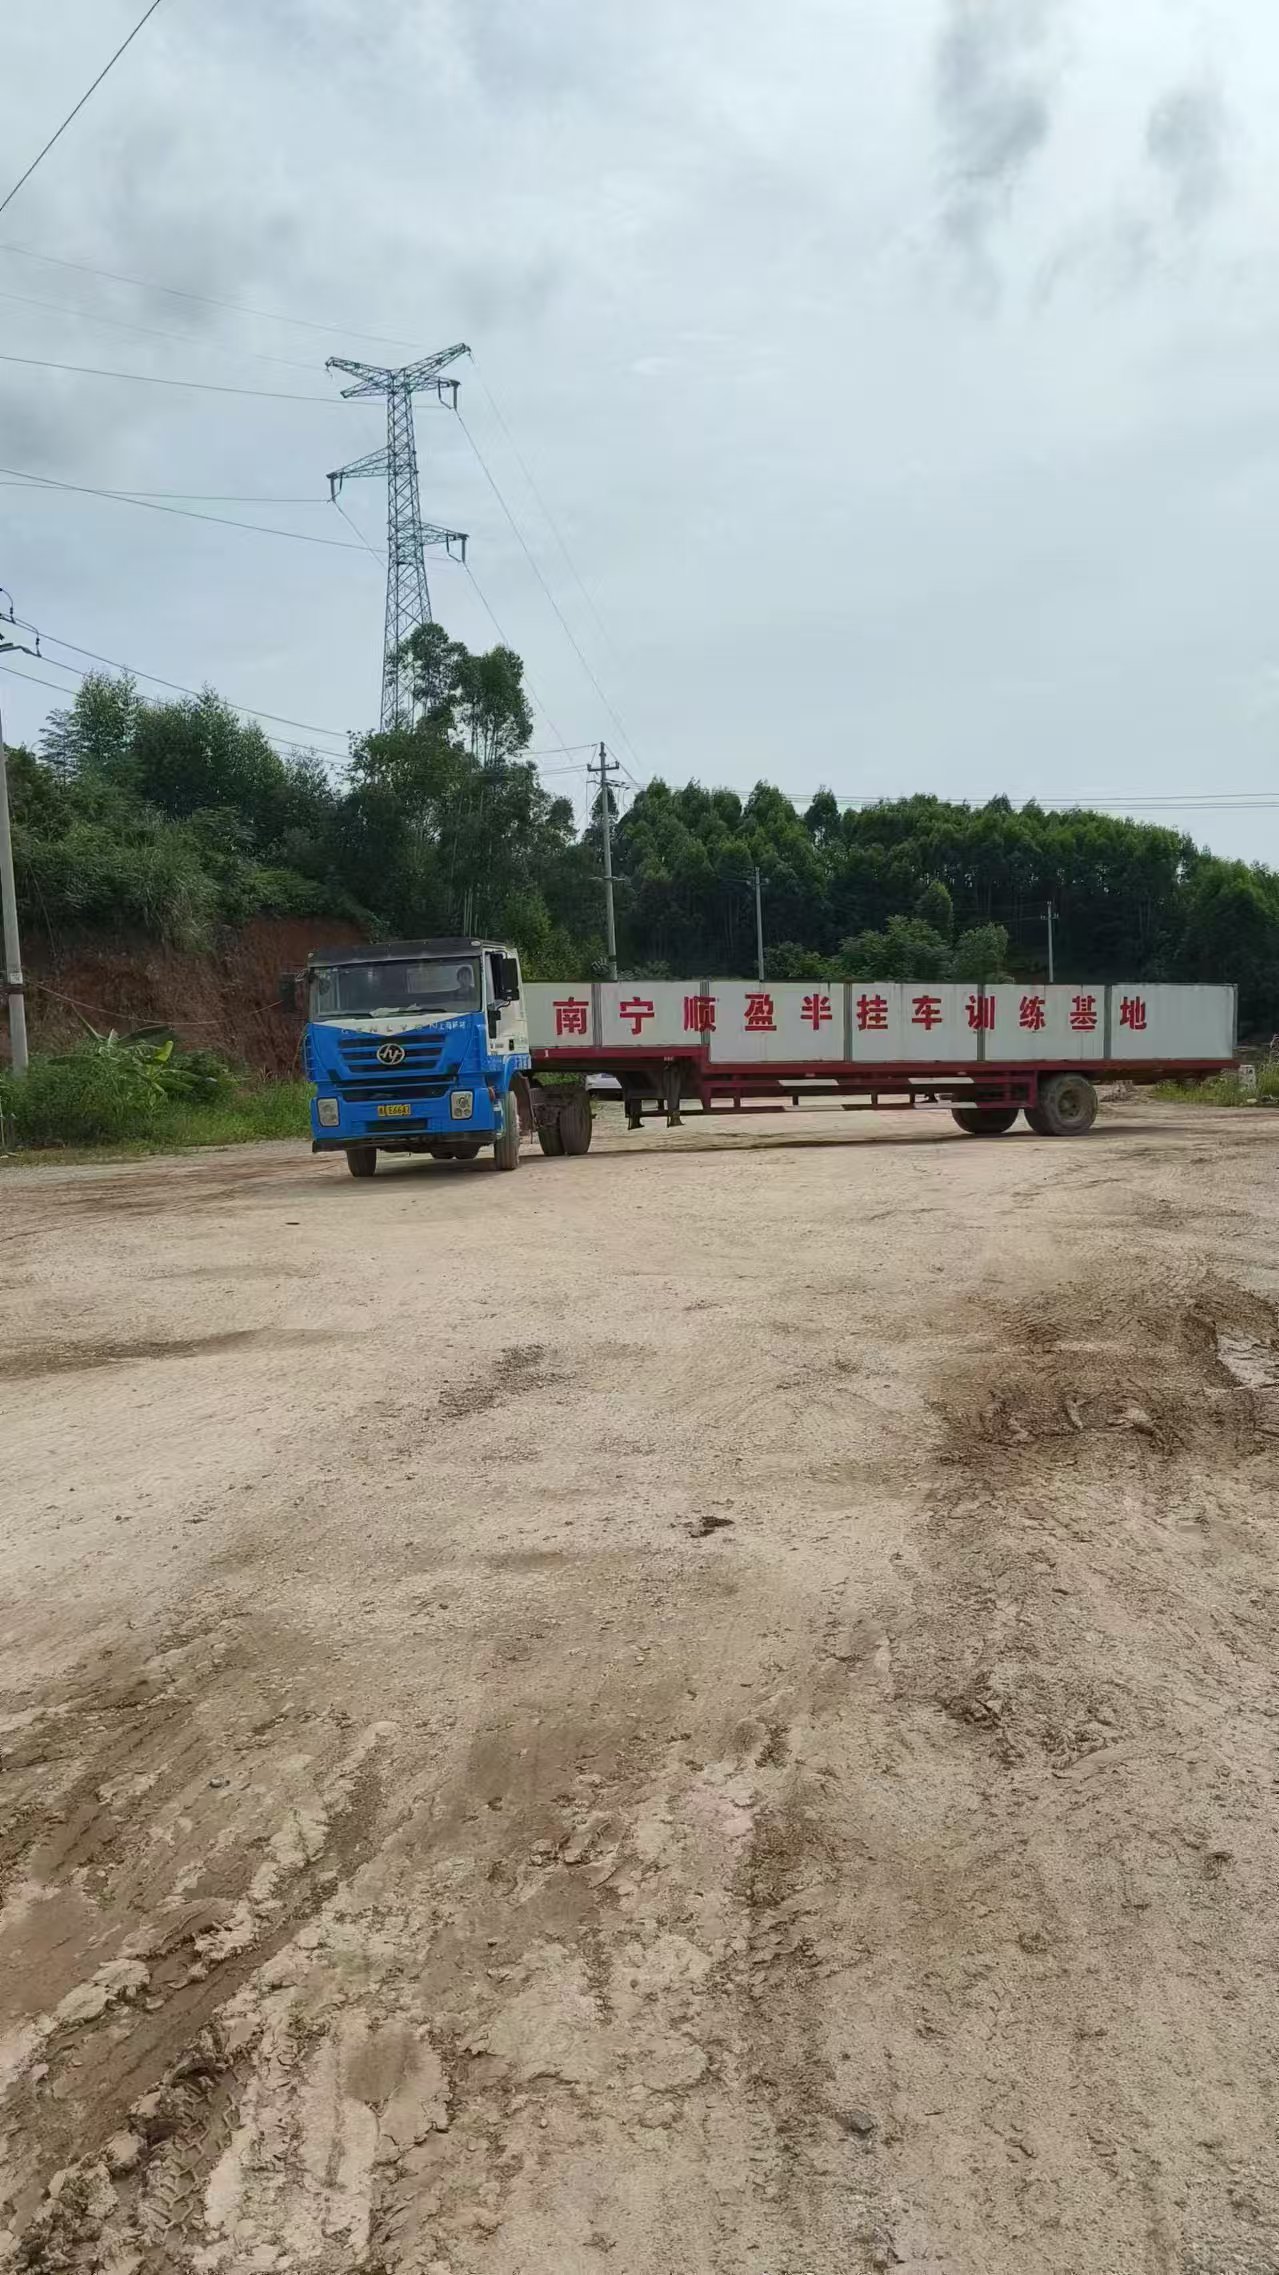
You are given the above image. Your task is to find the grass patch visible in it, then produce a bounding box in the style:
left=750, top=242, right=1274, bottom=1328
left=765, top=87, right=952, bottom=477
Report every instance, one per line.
left=0, top=1039, right=310, bottom=1160
left=1152, top=1065, right=1279, bottom=1107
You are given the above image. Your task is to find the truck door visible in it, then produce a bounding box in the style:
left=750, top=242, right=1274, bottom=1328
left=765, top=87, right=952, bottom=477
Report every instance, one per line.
left=487, top=950, right=529, bottom=1061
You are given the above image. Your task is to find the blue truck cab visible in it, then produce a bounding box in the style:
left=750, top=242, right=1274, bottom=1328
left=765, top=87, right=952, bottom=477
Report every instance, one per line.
left=294, top=937, right=532, bottom=1178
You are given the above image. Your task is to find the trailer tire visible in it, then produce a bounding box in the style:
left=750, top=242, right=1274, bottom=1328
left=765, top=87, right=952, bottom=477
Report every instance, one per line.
left=1023, top=1105, right=1053, bottom=1135
left=559, top=1091, right=593, bottom=1156
left=493, top=1088, right=521, bottom=1171
left=346, top=1145, right=377, bottom=1179
left=537, top=1123, right=565, bottom=1156
left=952, top=1106, right=1019, bottom=1136
left=1034, top=1073, right=1099, bottom=1137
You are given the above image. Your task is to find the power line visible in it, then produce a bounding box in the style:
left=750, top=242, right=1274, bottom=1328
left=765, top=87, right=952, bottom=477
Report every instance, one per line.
left=0, top=654, right=343, bottom=769
left=462, top=560, right=573, bottom=759
left=0, top=239, right=423, bottom=353
left=0, top=481, right=329, bottom=503
left=468, top=353, right=617, bottom=659
left=331, top=495, right=385, bottom=568
left=2, top=464, right=370, bottom=551
left=0, top=348, right=334, bottom=401
left=38, top=630, right=350, bottom=744
left=0, top=285, right=322, bottom=375
left=0, top=0, right=170, bottom=224
left=455, top=407, right=646, bottom=773
left=793, top=790, right=1279, bottom=813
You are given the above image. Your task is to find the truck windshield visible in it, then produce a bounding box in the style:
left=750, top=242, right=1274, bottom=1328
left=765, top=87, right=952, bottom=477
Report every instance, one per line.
left=309, top=958, right=481, bottom=1021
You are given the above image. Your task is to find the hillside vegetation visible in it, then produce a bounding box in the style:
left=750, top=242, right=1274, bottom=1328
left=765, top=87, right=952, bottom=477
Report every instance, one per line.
left=11, top=622, right=1279, bottom=1036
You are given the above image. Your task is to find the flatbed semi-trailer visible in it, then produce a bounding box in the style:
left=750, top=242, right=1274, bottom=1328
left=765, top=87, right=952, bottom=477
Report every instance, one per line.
left=286, top=944, right=1236, bottom=1174
left=525, top=978, right=1235, bottom=1138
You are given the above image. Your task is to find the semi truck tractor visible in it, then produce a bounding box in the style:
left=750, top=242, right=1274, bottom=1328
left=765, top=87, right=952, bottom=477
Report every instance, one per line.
left=286, top=939, right=1236, bottom=1177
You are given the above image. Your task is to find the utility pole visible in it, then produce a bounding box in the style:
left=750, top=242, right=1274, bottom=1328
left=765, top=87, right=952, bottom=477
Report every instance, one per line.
left=327, top=344, right=470, bottom=730
left=753, top=865, right=766, bottom=985
left=1046, top=900, right=1056, bottom=984
left=593, top=741, right=620, bottom=980
left=0, top=593, right=39, bottom=1077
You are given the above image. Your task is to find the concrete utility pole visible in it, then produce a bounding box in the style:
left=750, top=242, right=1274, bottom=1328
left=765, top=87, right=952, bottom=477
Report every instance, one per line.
left=753, top=865, right=766, bottom=985
left=594, top=741, right=621, bottom=981
left=0, top=595, right=39, bottom=1077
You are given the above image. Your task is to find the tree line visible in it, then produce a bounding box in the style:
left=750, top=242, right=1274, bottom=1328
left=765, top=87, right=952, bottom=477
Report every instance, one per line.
left=10, top=622, right=1279, bottom=1035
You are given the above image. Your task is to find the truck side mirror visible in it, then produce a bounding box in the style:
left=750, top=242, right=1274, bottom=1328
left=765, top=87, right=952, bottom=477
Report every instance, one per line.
left=501, top=956, right=521, bottom=1001
left=278, top=973, right=299, bottom=1015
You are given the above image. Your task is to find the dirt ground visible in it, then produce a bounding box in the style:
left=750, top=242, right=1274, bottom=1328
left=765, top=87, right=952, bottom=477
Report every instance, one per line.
left=2, top=1099, right=1279, bottom=2275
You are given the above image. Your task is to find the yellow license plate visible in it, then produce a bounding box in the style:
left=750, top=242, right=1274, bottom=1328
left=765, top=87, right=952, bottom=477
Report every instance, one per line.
left=376, top=1102, right=412, bottom=1119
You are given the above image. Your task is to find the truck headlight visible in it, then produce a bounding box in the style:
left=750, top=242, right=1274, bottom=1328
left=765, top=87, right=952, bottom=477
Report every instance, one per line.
left=317, top=1097, right=340, bottom=1127
left=451, top=1089, right=475, bottom=1120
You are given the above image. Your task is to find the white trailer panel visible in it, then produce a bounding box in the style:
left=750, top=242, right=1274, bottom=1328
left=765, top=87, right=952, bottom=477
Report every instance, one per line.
left=707, top=981, right=846, bottom=1062
left=1105, top=983, right=1235, bottom=1061
left=598, top=982, right=691, bottom=1051
left=842, top=983, right=975, bottom=1064
left=525, top=982, right=597, bottom=1048
left=983, top=984, right=1108, bottom=1062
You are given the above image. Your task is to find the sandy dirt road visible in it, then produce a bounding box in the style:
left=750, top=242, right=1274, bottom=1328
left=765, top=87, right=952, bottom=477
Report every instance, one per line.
left=2, top=1100, right=1279, bottom=2275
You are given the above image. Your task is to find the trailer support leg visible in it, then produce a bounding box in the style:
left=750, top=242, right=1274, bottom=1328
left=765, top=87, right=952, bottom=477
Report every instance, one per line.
left=664, top=1065, right=682, bottom=1129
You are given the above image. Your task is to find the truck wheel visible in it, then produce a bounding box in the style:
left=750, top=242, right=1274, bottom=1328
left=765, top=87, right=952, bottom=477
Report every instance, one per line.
left=1023, top=1105, right=1053, bottom=1135
left=537, top=1123, right=565, bottom=1157
left=1034, top=1073, right=1099, bottom=1137
left=346, top=1145, right=377, bottom=1178
left=559, top=1091, right=593, bottom=1156
left=952, top=1106, right=1019, bottom=1135
left=493, top=1088, right=521, bottom=1171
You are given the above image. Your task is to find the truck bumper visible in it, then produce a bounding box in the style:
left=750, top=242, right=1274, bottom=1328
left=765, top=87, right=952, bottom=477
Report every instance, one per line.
left=309, top=1086, right=503, bottom=1147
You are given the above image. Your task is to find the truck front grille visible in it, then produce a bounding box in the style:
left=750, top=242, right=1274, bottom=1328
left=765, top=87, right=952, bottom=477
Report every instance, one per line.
left=337, top=1078, right=451, bottom=1102
left=339, top=1036, right=446, bottom=1077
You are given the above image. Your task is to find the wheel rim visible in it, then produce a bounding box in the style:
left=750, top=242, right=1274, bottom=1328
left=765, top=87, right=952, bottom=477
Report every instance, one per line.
left=1056, top=1079, right=1089, bottom=1126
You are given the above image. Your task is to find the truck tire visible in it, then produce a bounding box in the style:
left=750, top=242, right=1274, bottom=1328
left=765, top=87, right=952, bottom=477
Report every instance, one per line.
left=537, top=1122, right=565, bottom=1157
left=493, top=1088, right=521, bottom=1171
left=559, top=1091, right=593, bottom=1156
left=1023, top=1105, right=1053, bottom=1135
left=952, top=1105, right=1019, bottom=1136
left=1033, top=1073, right=1099, bottom=1137
left=346, top=1145, right=377, bottom=1178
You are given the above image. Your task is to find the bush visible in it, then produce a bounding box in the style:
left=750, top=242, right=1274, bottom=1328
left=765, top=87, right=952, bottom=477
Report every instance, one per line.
left=0, top=1041, right=297, bottom=1151
left=1153, top=1064, right=1279, bottom=1107
left=154, top=1046, right=237, bottom=1105
left=0, top=1040, right=170, bottom=1145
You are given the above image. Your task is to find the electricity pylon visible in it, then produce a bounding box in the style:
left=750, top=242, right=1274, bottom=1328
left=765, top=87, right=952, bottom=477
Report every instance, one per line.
left=326, top=343, right=469, bottom=730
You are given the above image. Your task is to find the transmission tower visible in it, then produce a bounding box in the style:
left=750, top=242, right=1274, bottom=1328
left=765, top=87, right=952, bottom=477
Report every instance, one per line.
left=326, top=343, right=470, bottom=730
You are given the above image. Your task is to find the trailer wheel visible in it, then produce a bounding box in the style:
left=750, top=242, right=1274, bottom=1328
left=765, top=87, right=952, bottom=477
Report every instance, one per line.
left=537, top=1122, right=565, bottom=1157
left=345, top=1145, right=377, bottom=1179
left=559, top=1091, right=593, bottom=1156
left=1034, top=1073, right=1099, bottom=1137
left=1023, top=1105, right=1053, bottom=1135
left=493, top=1088, right=521, bottom=1171
left=952, top=1106, right=1019, bottom=1136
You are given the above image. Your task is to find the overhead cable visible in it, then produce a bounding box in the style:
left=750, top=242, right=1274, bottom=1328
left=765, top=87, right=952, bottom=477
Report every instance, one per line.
left=2, top=464, right=370, bottom=550
left=0, top=0, right=170, bottom=224
left=455, top=409, right=645, bottom=772
left=0, top=349, right=334, bottom=401
left=0, top=237, right=422, bottom=353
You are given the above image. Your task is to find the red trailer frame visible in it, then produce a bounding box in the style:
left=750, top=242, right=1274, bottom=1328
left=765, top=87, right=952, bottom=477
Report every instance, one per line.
left=529, top=1042, right=1229, bottom=1127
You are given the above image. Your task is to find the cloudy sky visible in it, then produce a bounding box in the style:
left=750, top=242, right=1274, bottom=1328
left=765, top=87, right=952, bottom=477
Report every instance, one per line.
left=2, top=0, right=1279, bottom=859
